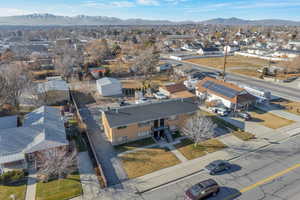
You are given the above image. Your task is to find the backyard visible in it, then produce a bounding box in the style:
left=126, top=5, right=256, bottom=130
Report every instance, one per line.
left=174, top=138, right=227, bottom=160
left=36, top=173, right=82, bottom=200
left=249, top=108, right=295, bottom=129
left=120, top=147, right=180, bottom=179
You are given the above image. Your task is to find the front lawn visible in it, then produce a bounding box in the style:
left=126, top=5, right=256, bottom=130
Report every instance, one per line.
left=175, top=138, right=227, bottom=160
left=115, top=137, right=155, bottom=153
left=249, top=108, right=295, bottom=129
left=120, top=147, right=180, bottom=179
left=232, top=131, right=256, bottom=141
left=0, top=181, right=27, bottom=200
left=36, top=173, right=82, bottom=200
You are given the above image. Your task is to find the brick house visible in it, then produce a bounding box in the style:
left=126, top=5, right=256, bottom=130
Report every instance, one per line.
left=102, top=98, right=198, bottom=145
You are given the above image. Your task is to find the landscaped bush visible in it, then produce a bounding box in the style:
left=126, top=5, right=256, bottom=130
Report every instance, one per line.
left=0, top=170, right=26, bottom=185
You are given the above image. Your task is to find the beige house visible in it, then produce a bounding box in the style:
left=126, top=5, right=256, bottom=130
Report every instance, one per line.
left=102, top=98, right=198, bottom=145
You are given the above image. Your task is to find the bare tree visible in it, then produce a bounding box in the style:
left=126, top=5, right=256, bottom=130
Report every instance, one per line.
left=85, top=39, right=111, bottom=65
left=54, top=45, right=83, bottom=81
left=131, top=47, right=159, bottom=78
left=0, top=62, right=31, bottom=110
left=37, top=147, right=77, bottom=182
left=182, top=113, right=216, bottom=147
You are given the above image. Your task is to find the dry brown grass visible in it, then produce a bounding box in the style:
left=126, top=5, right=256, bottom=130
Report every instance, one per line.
left=249, top=108, right=295, bottom=129
left=230, top=69, right=261, bottom=78
left=271, top=99, right=300, bottom=116
left=186, top=56, right=270, bottom=70
left=120, top=147, right=180, bottom=179
left=232, top=131, right=256, bottom=141
left=175, top=138, right=227, bottom=160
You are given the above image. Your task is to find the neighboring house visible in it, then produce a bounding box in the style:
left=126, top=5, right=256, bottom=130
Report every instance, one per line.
left=197, top=47, right=222, bottom=56
left=96, top=77, right=122, bottom=97
left=181, top=43, right=203, bottom=52
left=224, top=45, right=240, bottom=54
left=102, top=98, right=198, bottom=145
left=88, top=67, right=107, bottom=79
left=0, top=106, right=69, bottom=173
left=38, top=79, right=70, bottom=105
left=159, top=83, right=196, bottom=99
left=196, top=77, right=256, bottom=110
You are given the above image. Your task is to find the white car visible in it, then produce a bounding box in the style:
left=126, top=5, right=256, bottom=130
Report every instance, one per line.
left=135, top=98, right=150, bottom=104
left=154, top=92, right=168, bottom=99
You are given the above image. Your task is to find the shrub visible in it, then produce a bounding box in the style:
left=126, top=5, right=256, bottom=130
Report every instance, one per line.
left=0, top=170, right=26, bottom=185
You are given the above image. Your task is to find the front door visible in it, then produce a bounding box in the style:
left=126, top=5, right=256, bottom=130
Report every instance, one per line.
left=154, top=120, right=159, bottom=128
left=160, top=119, right=165, bottom=127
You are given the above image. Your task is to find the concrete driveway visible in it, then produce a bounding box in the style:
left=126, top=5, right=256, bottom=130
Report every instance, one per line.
left=79, top=104, right=128, bottom=187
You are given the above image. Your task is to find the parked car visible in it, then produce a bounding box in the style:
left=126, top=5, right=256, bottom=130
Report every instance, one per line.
left=216, top=108, right=230, bottom=116
left=283, top=76, right=298, bottom=83
left=237, top=112, right=252, bottom=120
left=205, top=160, right=231, bottom=175
left=184, top=179, right=219, bottom=200
left=135, top=98, right=150, bottom=104
left=154, top=92, right=168, bottom=99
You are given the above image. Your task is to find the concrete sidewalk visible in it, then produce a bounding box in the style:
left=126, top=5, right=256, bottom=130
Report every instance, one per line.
left=25, top=169, right=37, bottom=200
left=78, top=152, right=102, bottom=200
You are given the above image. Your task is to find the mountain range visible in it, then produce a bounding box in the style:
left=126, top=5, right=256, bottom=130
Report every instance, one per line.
left=0, top=14, right=299, bottom=26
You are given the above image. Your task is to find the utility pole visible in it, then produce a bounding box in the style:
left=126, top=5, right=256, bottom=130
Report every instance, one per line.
left=223, top=44, right=228, bottom=81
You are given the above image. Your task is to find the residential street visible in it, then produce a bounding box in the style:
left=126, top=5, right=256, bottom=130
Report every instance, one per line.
left=141, top=134, right=300, bottom=200
left=165, top=59, right=300, bottom=101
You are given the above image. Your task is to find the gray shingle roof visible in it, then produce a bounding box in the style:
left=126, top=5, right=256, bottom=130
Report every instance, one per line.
left=104, top=98, right=198, bottom=128
left=0, top=106, right=68, bottom=164
left=0, top=115, right=17, bottom=129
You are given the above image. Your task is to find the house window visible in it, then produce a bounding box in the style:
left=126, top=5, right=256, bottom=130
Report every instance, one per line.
left=138, top=131, right=150, bottom=137
left=138, top=121, right=150, bottom=127
left=117, top=126, right=127, bottom=129
left=119, top=136, right=128, bottom=142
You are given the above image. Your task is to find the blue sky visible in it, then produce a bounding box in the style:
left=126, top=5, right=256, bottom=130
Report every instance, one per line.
left=1, top=0, right=300, bottom=21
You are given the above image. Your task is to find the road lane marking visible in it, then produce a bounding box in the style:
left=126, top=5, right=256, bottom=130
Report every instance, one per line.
left=239, top=163, right=300, bottom=193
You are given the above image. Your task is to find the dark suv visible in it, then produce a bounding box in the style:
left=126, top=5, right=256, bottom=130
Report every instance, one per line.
left=205, top=160, right=231, bottom=175
left=237, top=112, right=252, bottom=120
left=184, top=179, right=219, bottom=200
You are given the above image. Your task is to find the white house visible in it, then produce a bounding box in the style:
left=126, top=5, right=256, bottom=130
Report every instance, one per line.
left=96, top=77, right=122, bottom=97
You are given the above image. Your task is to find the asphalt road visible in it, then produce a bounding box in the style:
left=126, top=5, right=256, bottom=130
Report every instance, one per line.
left=165, top=59, right=300, bottom=102
left=141, top=134, right=300, bottom=200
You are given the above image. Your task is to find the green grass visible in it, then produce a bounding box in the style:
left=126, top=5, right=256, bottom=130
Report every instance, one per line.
left=0, top=181, right=27, bottom=200
left=36, top=173, right=82, bottom=200
left=232, top=131, right=256, bottom=141
left=175, top=138, right=227, bottom=160
left=115, top=137, right=155, bottom=153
